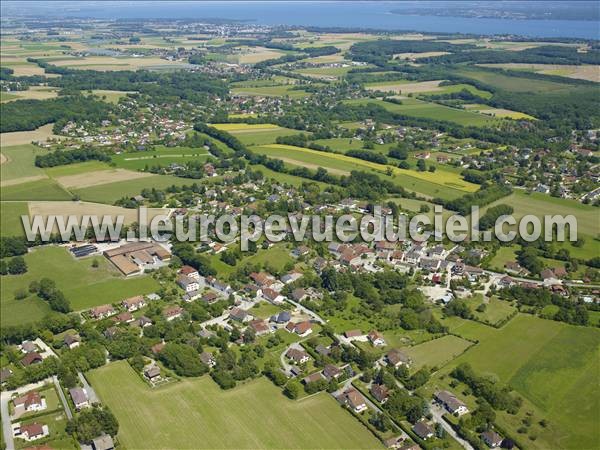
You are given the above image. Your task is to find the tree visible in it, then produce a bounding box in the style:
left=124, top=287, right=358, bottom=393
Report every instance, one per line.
left=284, top=380, right=301, bottom=399
left=417, top=159, right=426, bottom=172
left=66, top=406, right=119, bottom=444
left=8, top=256, right=27, bottom=274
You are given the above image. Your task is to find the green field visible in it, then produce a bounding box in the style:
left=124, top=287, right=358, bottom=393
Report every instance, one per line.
left=0, top=144, right=47, bottom=181
left=73, top=174, right=194, bottom=204
left=231, top=85, right=312, bottom=98
left=234, top=128, right=306, bottom=146
left=206, top=244, right=294, bottom=278
left=0, top=201, right=28, bottom=237
left=1, top=178, right=72, bottom=201
left=345, top=98, right=497, bottom=127
left=489, top=244, right=520, bottom=271
left=88, top=361, right=382, bottom=449
left=252, top=144, right=477, bottom=199
left=111, top=145, right=211, bottom=171
left=252, top=164, right=328, bottom=189
left=482, top=190, right=599, bottom=241
left=428, top=314, right=600, bottom=450
left=43, top=161, right=112, bottom=177
left=0, top=247, right=159, bottom=325
left=403, top=335, right=474, bottom=371
left=455, top=68, right=575, bottom=93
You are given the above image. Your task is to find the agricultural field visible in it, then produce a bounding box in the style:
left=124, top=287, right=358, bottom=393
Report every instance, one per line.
left=252, top=143, right=478, bottom=199
left=426, top=315, right=600, bottom=450
left=0, top=246, right=159, bottom=325
left=0, top=124, right=62, bottom=147
left=482, top=190, right=600, bottom=239
left=463, top=104, right=536, bottom=120
left=54, top=168, right=153, bottom=189
left=477, top=63, right=600, bottom=83
left=294, top=65, right=356, bottom=79
left=455, top=68, right=576, bottom=93
left=231, top=85, right=312, bottom=98
left=88, top=361, right=381, bottom=449
left=72, top=174, right=194, bottom=204
left=345, top=97, right=497, bottom=127
left=43, top=55, right=191, bottom=71
left=0, top=178, right=72, bottom=201
left=111, top=147, right=211, bottom=171
left=0, top=144, right=48, bottom=183
left=0, top=201, right=29, bottom=237
left=0, top=86, right=59, bottom=102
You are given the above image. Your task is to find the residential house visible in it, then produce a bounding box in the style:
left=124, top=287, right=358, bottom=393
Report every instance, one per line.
left=122, top=295, right=146, bottom=312
left=201, top=292, right=219, bottom=305
left=368, top=330, right=386, bottom=346
left=371, top=384, right=390, bottom=404
left=20, top=341, right=36, bottom=354
left=113, top=311, right=134, bottom=324
left=90, top=304, right=116, bottom=320
left=315, top=344, right=331, bottom=357
left=69, top=387, right=89, bottom=410
left=481, top=430, right=503, bottom=448
left=412, top=421, right=434, bottom=440
left=286, top=321, right=312, bottom=337
left=21, top=352, right=42, bottom=367
left=200, top=352, right=216, bottom=367
left=281, top=271, right=303, bottom=285
left=92, top=434, right=115, bottom=450
left=386, top=349, right=411, bottom=368
left=344, top=330, right=363, bottom=339
left=435, top=390, right=469, bottom=416
left=144, top=365, right=161, bottom=382
left=229, top=307, right=251, bottom=323
left=322, top=364, right=342, bottom=381
left=249, top=319, right=270, bottom=336
left=286, top=348, right=310, bottom=364
left=342, top=388, right=368, bottom=413
left=13, top=391, right=45, bottom=414
left=15, top=422, right=48, bottom=441
left=303, top=372, right=325, bottom=384
left=179, top=265, right=200, bottom=280
left=163, top=306, right=184, bottom=321
left=290, top=288, right=308, bottom=302
left=136, top=316, right=153, bottom=328
left=270, top=311, right=291, bottom=324
left=262, top=287, right=285, bottom=304
left=64, top=334, right=81, bottom=349
left=177, top=275, right=200, bottom=293
left=291, top=245, right=310, bottom=258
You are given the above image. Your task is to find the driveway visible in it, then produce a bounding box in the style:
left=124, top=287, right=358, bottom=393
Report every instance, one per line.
left=0, top=378, right=53, bottom=450
left=430, top=402, right=474, bottom=450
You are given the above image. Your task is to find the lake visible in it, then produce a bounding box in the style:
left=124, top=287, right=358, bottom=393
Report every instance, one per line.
left=3, top=1, right=599, bottom=39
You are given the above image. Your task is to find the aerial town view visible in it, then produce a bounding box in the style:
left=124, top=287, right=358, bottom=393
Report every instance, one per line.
left=0, top=1, right=598, bottom=449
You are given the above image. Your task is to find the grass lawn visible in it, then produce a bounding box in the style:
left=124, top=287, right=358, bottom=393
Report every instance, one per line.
left=345, top=98, right=497, bottom=127
left=0, top=201, right=28, bottom=237
left=206, top=244, right=294, bottom=279
left=403, top=335, right=474, bottom=371
left=489, top=244, right=520, bottom=271
left=471, top=297, right=517, bottom=326
left=1, top=246, right=159, bottom=326
left=251, top=164, right=328, bottom=189
left=88, top=361, right=381, bottom=449
left=427, top=314, right=600, bottom=450
left=72, top=174, right=194, bottom=204
left=250, top=301, right=285, bottom=319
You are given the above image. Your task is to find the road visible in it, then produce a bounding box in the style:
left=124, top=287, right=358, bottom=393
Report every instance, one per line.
left=279, top=342, right=305, bottom=376
left=0, top=378, right=53, bottom=450
left=53, top=376, right=73, bottom=420
left=285, top=298, right=325, bottom=324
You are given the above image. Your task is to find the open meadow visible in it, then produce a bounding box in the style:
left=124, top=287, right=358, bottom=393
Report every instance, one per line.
left=88, top=360, right=382, bottom=449
left=427, top=314, right=600, bottom=450
left=253, top=143, right=478, bottom=199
